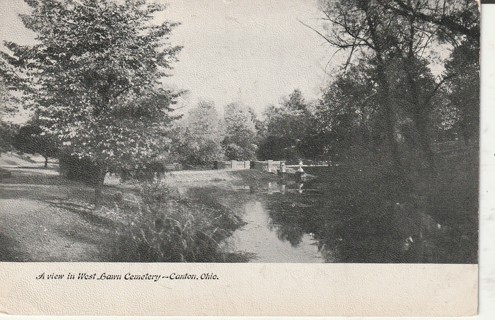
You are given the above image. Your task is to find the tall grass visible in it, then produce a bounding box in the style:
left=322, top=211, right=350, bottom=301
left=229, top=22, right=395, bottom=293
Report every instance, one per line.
left=103, top=182, right=242, bottom=262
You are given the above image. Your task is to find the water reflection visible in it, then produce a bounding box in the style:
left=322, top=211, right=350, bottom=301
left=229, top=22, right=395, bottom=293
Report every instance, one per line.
left=266, top=182, right=321, bottom=195
left=226, top=167, right=477, bottom=263
left=225, top=201, right=324, bottom=263
left=265, top=193, right=446, bottom=263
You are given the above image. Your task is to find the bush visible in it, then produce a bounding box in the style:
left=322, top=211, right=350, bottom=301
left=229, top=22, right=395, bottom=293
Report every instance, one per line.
left=119, top=160, right=167, bottom=182
left=104, top=182, right=243, bottom=262
left=0, top=121, right=18, bottom=154
left=59, top=153, right=171, bottom=185
left=13, top=124, right=59, bottom=166
left=59, top=153, right=100, bottom=185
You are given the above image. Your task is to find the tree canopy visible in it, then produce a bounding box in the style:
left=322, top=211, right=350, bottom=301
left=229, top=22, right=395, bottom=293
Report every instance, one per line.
left=310, top=0, right=479, bottom=173
left=14, top=118, right=59, bottom=167
left=171, top=100, right=225, bottom=168
left=223, top=102, right=258, bottom=161
left=258, top=90, right=314, bottom=161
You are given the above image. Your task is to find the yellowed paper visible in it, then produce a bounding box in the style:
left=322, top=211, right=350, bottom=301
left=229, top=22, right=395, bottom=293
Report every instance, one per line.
left=0, top=263, right=478, bottom=316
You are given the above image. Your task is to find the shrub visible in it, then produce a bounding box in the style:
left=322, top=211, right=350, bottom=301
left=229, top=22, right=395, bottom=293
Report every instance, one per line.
left=0, top=121, right=18, bottom=154
left=119, top=160, right=167, bottom=182
left=104, top=182, right=243, bottom=262
left=59, top=153, right=100, bottom=185
left=13, top=123, right=59, bottom=167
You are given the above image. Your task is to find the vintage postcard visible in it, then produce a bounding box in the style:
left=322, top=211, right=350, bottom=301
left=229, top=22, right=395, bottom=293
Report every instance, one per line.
left=0, top=0, right=482, bottom=316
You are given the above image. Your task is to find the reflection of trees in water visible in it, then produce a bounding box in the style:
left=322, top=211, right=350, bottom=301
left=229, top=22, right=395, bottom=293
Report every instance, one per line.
left=265, top=191, right=322, bottom=247
left=266, top=209, right=305, bottom=247
left=263, top=178, right=469, bottom=263
left=269, top=222, right=305, bottom=247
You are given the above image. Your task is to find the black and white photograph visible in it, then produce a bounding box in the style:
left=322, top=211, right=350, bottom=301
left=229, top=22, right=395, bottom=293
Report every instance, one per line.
left=0, top=0, right=480, bottom=266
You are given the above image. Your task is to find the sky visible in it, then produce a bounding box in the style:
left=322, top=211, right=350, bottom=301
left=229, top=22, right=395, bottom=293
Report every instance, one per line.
left=0, top=0, right=334, bottom=115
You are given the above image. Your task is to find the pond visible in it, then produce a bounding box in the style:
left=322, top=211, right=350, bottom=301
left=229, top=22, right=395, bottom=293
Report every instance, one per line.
left=221, top=166, right=478, bottom=263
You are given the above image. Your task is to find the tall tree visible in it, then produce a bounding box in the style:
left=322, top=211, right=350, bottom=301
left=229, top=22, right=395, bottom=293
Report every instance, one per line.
left=171, top=100, right=224, bottom=167
left=0, top=0, right=182, bottom=205
left=14, top=117, right=59, bottom=168
left=258, top=89, right=312, bottom=161
left=0, top=80, right=19, bottom=154
left=317, top=0, right=404, bottom=172
left=380, top=0, right=479, bottom=168
left=385, top=0, right=478, bottom=170
left=315, top=0, right=479, bottom=173
left=222, top=102, right=257, bottom=160
left=444, top=40, right=479, bottom=144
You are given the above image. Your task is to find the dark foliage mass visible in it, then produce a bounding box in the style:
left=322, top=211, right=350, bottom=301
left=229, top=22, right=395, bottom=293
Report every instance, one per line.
left=14, top=124, right=58, bottom=167
left=263, top=147, right=478, bottom=263
left=0, top=121, right=18, bottom=154
left=59, top=153, right=100, bottom=185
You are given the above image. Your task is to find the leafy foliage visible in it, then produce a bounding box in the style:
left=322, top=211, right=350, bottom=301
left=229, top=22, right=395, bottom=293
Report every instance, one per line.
left=0, top=0, right=182, bottom=202
left=258, top=89, right=313, bottom=161
left=0, top=80, right=20, bottom=154
left=13, top=122, right=58, bottom=167
left=316, top=63, right=381, bottom=154
left=313, top=0, right=479, bottom=171
left=222, top=102, right=257, bottom=160
left=58, top=153, right=100, bottom=184
left=171, top=100, right=225, bottom=168
left=0, top=122, right=18, bottom=154
left=444, top=40, right=479, bottom=143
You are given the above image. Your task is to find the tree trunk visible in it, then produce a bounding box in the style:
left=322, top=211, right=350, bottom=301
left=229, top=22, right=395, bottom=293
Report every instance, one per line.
left=403, top=8, right=436, bottom=173
left=380, top=70, right=403, bottom=175
left=94, top=166, right=106, bottom=208
left=365, top=11, right=403, bottom=176
left=374, top=49, right=403, bottom=174
left=44, top=156, right=48, bottom=168
left=414, top=113, right=436, bottom=172
left=405, top=66, right=436, bottom=172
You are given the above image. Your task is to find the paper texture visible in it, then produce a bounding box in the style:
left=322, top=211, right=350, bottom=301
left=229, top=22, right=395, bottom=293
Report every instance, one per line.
left=0, top=263, right=478, bottom=316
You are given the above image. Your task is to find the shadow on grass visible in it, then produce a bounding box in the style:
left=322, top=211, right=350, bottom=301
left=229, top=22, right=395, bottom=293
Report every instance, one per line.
left=0, top=171, right=72, bottom=186
left=0, top=184, right=71, bottom=202
left=0, top=233, right=29, bottom=261
left=46, top=200, right=118, bottom=230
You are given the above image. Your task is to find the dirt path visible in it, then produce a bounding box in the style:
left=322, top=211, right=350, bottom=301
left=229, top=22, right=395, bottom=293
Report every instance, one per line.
left=0, top=164, right=119, bottom=262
